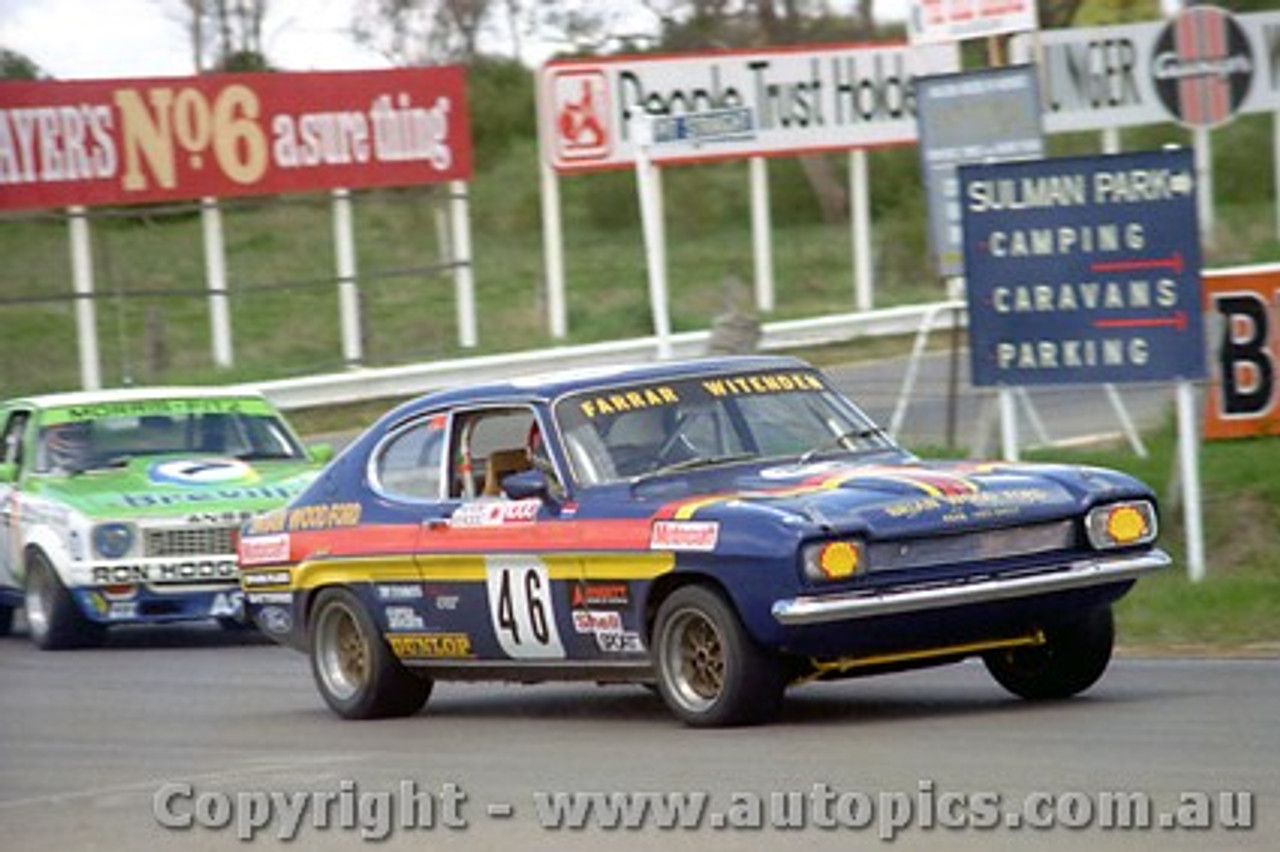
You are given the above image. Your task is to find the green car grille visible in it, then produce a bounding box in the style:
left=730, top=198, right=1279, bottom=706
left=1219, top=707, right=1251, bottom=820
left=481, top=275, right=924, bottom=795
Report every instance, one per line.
left=143, top=526, right=238, bottom=557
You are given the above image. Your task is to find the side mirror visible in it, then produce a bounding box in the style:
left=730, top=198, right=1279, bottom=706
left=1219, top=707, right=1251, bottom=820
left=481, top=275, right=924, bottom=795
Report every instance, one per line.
left=308, top=443, right=335, bottom=464
left=0, top=462, right=15, bottom=484
left=502, top=469, right=551, bottom=501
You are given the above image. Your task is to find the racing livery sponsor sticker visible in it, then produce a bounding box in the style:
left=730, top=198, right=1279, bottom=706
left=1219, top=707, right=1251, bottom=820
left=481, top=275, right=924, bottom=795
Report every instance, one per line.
left=239, top=533, right=290, bottom=566
left=571, top=582, right=630, bottom=608
left=650, top=520, right=719, bottom=551
left=149, top=458, right=256, bottom=486
left=388, top=632, right=474, bottom=659
left=450, top=499, right=540, bottom=528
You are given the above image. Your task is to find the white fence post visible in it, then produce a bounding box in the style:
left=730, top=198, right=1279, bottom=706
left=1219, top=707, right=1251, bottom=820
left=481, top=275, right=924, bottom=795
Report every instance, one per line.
left=201, top=197, right=234, bottom=368
left=332, top=188, right=362, bottom=368
left=67, top=206, right=101, bottom=390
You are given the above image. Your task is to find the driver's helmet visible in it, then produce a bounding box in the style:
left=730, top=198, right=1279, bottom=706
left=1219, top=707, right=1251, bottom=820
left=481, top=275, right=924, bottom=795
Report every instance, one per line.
left=527, top=421, right=550, bottom=471
left=44, top=421, right=93, bottom=471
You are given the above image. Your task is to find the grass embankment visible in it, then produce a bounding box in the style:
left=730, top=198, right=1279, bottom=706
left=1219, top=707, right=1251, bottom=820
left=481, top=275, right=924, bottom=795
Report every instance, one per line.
left=1024, top=426, right=1280, bottom=652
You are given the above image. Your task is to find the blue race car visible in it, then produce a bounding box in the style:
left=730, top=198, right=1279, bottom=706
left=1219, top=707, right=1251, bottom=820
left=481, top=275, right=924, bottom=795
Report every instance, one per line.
left=239, top=356, right=1169, bottom=726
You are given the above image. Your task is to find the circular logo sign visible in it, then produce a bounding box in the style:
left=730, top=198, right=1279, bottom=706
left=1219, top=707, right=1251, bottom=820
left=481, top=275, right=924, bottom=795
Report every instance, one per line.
left=149, top=458, right=255, bottom=486
left=1151, top=6, right=1254, bottom=129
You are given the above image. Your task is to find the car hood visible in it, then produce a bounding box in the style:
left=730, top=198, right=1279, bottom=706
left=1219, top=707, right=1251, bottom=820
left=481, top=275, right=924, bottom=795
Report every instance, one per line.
left=648, top=458, right=1147, bottom=537
left=25, top=455, right=321, bottom=519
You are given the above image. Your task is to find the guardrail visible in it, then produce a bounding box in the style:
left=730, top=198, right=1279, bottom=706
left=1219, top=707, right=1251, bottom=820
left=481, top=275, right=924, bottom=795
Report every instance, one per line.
left=246, top=301, right=965, bottom=410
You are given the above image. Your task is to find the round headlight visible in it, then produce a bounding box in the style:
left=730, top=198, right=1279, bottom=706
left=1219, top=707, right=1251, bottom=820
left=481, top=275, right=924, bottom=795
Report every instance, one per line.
left=93, top=523, right=135, bottom=559
left=802, top=538, right=866, bottom=582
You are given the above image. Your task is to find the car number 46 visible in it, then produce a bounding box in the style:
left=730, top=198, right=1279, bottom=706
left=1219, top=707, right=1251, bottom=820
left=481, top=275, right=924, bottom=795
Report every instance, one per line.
left=485, top=556, right=565, bottom=659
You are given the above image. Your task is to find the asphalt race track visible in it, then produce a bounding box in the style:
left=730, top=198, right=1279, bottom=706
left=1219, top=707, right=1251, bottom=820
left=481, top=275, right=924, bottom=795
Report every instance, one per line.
left=0, top=620, right=1274, bottom=851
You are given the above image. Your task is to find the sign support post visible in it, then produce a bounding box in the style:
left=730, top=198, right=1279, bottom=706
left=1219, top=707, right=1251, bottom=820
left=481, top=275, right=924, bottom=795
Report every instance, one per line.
left=67, top=206, right=101, bottom=391
left=632, top=118, right=674, bottom=360
left=1176, top=380, right=1206, bottom=581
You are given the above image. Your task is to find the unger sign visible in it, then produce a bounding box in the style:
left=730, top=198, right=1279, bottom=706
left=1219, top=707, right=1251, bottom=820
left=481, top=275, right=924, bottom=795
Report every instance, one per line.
left=0, top=67, right=473, bottom=212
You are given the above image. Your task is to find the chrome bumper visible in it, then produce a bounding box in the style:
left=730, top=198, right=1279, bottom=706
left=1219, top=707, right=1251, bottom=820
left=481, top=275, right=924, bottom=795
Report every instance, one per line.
left=771, top=550, right=1171, bottom=626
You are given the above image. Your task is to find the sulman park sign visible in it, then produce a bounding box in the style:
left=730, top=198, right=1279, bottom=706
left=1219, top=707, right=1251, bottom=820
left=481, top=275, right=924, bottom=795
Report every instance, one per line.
left=961, top=148, right=1207, bottom=388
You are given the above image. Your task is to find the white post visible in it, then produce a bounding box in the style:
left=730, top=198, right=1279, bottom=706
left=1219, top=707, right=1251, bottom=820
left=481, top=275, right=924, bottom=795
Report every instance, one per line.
left=749, top=156, right=775, bottom=313
left=632, top=119, right=673, bottom=359
left=1103, top=383, right=1148, bottom=458
left=201, top=197, right=233, bottom=368
left=1274, top=114, right=1280, bottom=242
left=850, top=148, right=873, bottom=311
left=331, top=188, right=362, bottom=367
left=1101, top=126, right=1120, bottom=156
left=450, top=180, right=478, bottom=348
left=540, top=157, right=568, bottom=339
left=1194, top=126, right=1214, bottom=248
left=998, top=386, right=1019, bottom=461
left=67, top=206, right=101, bottom=390
left=1176, top=381, right=1206, bottom=582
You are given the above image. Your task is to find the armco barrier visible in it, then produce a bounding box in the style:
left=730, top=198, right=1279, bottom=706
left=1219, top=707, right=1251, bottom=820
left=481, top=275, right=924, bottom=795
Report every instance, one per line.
left=245, top=301, right=964, bottom=410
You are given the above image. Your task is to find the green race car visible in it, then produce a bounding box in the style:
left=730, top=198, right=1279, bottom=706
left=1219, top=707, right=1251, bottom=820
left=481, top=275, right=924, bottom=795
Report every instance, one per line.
left=0, top=386, right=331, bottom=649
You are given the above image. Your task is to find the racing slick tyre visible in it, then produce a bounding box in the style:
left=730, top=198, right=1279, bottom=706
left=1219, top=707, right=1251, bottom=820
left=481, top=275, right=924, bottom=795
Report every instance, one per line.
left=983, top=605, right=1115, bottom=701
left=24, top=550, right=106, bottom=650
left=309, top=587, right=433, bottom=719
left=653, top=584, right=786, bottom=727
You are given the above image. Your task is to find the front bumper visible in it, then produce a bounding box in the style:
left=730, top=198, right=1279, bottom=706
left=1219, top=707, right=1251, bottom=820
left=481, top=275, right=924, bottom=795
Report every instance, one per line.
left=771, top=550, right=1171, bottom=626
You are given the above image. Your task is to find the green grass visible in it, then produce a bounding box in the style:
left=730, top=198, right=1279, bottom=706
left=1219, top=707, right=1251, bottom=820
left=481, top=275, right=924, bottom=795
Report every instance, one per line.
left=1022, top=425, right=1280, bottom=650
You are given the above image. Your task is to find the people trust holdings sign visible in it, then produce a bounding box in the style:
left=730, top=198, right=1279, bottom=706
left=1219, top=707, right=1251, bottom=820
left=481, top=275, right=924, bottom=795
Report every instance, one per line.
left=540, top=42, right=959, bottom=172
left=961, top=148, right=1207, bottom=388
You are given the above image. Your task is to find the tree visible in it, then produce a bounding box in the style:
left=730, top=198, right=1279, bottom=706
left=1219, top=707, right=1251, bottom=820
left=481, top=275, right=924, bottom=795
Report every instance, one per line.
left=169, top=0, right=271, bottom=73
left=0, top=48, right=45, bottom=80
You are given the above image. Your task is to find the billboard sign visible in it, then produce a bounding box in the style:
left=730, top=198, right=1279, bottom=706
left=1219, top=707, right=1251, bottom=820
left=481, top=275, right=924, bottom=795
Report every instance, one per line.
left=916, top=65, right=1044, bottom=278
left=961, top=148, right=1206, bottom=387
left=1203, top=265, right=1280, bottom=439
left=907, top=0, right=1039, bottom=46
left=1009, top=8, right=1280, bottom=133
left=540, top=42, right=959, bottom=172
left=0, top=67, right=472, bottom=211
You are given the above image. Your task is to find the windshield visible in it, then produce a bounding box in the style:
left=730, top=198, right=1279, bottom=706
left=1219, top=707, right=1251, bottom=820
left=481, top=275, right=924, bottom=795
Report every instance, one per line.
left=553, top=367, right=895, bottom=486
left=36, top=399, right=306, bottom=473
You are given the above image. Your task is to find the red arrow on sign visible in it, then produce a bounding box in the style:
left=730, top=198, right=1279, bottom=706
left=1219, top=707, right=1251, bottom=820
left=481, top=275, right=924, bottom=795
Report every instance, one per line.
left=1093, top=311, right=1188, bottom=331
left=1089, top=252, right=1184, bottom=275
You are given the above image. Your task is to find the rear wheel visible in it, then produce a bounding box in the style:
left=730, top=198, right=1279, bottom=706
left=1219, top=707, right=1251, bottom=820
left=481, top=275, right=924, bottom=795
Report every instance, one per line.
left=653, top=585, right=785, bottom=727
left=24, top=551, right=105, bottom=650
left=309, top=587, right=432, bottom=719
left=0, top=603, right=13, bottom=637
left=984, top=606, right=1115, bottom=700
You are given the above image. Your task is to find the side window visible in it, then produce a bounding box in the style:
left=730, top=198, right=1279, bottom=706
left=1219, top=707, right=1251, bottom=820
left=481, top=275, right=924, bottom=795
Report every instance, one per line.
left=1, top=412, right=30, bottom=470
left=374, top=415, right=447, bottom=500
left=448, top=407, right=538, bottom=499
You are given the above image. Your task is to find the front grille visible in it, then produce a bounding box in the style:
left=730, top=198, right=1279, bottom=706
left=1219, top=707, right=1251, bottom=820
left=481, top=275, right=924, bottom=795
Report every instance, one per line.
left=867, top=520, right=1078, bottom=573
left=144, top=526, right=237, bottom=558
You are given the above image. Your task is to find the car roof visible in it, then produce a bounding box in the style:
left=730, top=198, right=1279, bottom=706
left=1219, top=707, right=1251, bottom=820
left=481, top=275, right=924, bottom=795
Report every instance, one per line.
left=379, top=355, right=813, bottom=422
left=6, top=385, right=270, bottom=410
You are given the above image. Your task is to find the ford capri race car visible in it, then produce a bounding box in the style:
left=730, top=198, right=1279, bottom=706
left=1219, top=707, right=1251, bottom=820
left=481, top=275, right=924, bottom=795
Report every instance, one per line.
left=239, top=356, right=1169, bottom=726
left=0, top=387, right=331, bottom=649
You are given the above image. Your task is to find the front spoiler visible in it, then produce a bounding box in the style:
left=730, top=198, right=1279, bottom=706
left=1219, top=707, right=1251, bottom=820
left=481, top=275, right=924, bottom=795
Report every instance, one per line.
left=771, top=550, right=1171, bottom=626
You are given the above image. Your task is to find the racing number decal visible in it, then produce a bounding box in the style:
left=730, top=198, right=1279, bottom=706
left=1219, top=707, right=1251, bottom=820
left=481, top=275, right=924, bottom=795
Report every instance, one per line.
left=485, top=555, right=565, bottom=659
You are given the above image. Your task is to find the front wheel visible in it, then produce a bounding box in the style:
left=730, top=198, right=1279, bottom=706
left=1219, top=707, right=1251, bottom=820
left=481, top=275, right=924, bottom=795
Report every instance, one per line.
left=309, top=587, right=432, bottom=719
left=25, top=552, right=105, bottom=650
left=652, top=585, right=785, bottom=727
left=0, top=603, right=13, bottom=637
left=984, top=606, right=1115, bottom=701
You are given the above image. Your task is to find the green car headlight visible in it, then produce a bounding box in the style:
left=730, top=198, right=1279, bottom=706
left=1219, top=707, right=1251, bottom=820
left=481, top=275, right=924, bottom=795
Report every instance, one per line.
left=92, top=523, right=136, bottom=559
